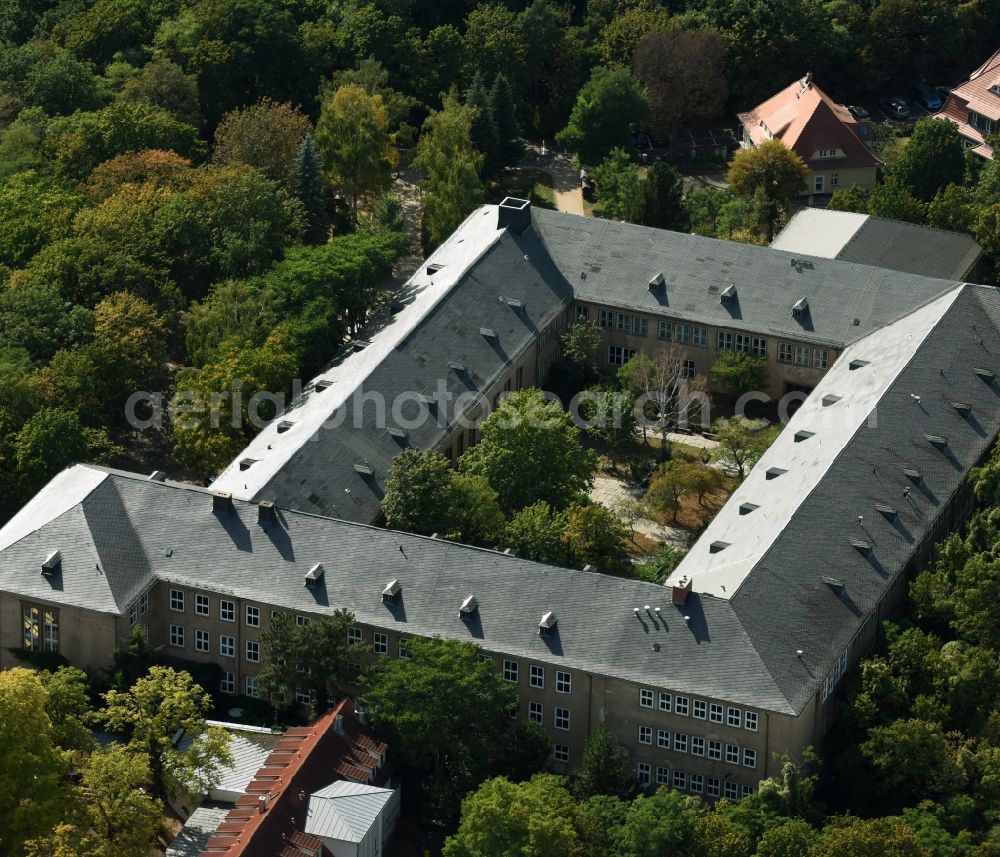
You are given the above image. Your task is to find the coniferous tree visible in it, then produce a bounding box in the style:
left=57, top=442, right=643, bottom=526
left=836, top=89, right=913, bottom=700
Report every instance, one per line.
left=295, top=133, right=329, bottom=245
left=489, top=73, right=525, bottom=173
left=465, top=71, right=497, bottom=175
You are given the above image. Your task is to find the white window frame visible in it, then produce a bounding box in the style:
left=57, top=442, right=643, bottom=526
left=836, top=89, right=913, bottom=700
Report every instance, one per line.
left=554, top=744, right=569, bottom=763
left=658, top=320, right=672, bottom=341
left=675, top=696, right=689, bottom=716
left=813, top=349, right=828, bottom=369
left=742, top=784, right=756, bottom=798
left=707, top=777, right=720, bottom=797
left=709, top=703, right=724, bottom=723
left=657, top=729, right=670, bottom=749
left=348, top=626, right=363, bottom=644
left=690, top=773, right=704, bottom=793
left=220, top=635, right=235, bottom=658
left=795, top=345, right=811, bottom=366
left=139, top=591, right=149, bottom=615
left=194, top=628, right=209, bottom=653
left=169, top=624, right=184, bottom=647
left=295, top=688, right=312, bottom=705
left=691, top=736, right=705, bottom=756
left=656, top=765, right=670, bottom=785
left=726, top=743, right=740, bottom=764
left=636, top=762, right=651, bottom=785
left=744, top=711, right=758, bottom=732
left=633, top=316, right=648, bottom=336
left=398, top=638, right=411, bottom=659
left=374, top=632, right=388, bottom=654
left=169, top=589, right=184, bottom=612
left=676, top=323, right=689, bottom=343
left=639, top=688, right=654, bottom=708
left=814, top=175, right=825, bottom=193
left=554, top=707, right=570, bottom=731
left=658, top=692, right=672, bottom=712
left=724, top=781, right=739, bottom=800
left=638, top=725, right=652, bottom=745
left=556, top=671, right=571, bottom=694
left=599, top=309, right=613, bottom=328
left=778, top=343, right=792, bottom=364
left=743, top=748, right=757, bottom=769
left=503, top=660, right=518, bottom=682
left=693, top=699, right=707, bottom=719
left=672, top=770, right=687, bottom=789
left=529, top=665, right=544, bottom=689
left=728, top=707, right=742, bottom=728
left=716, top=330, right=733, bottom=351
left=129, top=603, right=137, bottom=628
left=245, top=605, right=260, bottom=627
left=673, top=733, right=688, bottom=753
left=528, top=701, right=543, bottom=723
left=220, top=599, right=235, bottom=622
left=245, top=675, right=259, bottom=697
left=246, top=640, right=260, bottom=663
left=195, top=593, right=210, bottom=617
left=220, top=672, right=235, bottom=694
left=693, top=326, right=707, bottom=347
left=708, top=739, right=722, bottom=761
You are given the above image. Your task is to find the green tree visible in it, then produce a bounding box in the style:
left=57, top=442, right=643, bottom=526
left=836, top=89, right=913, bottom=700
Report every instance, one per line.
left=315, top=83, right=398, bottom=221
left=974, top=204, right=1000, bottom=280
left=726, top=140, right=809, bottom=240
left=23, top=48, right=101, bottom=116
left=583, top=388, right=637, bottom=467
left=295, top=133, right=329, bottom=245
left=644, top=460, right=718, bottom=523
left=99, top=666, right=231, bottom=801
left=560, top=319, right=604, bottom=387
left=632, top=162, right=687, bottom=230
left=889, top=119, right=965, bottom=202
left=556, top=66, right=650, bottom=165
left=614, top=788, right=701, bottom=856
left=462, top=3, right=527, bottom=88
left=828, top=185, right=872, bottom=214
left=500, top=501, right=570, bottom=565
left=363, top=637, right=520, bottom=825
left=711, top=351, right=768, bottom=400
left=755, top=819, right=819, bottom=857
left=810, top=816, right=930, bottom=857
left=0, top=669, right=67, bottom=855
left=711, top=417, right=779, bottom=480
left=861, top=719, right=966, bottom=806
left=868, top=179, right=927, bottom=224
left=414, top=89, right=485, bottom=251
left=448, top=473, right=507, bottom=546
left=927, top=184, right=974, bottom=233
left=461, top=389, right=597, bottom=514
left=212, top=98, right=311, bottom=191
left=593, top=147, right=640, bottom=220
left=466, top=71, right=498, bottom=173
left=488, top=73, right=524, bottom=173
left=573, top=724, right=635, bottom=800
left=118, top=56, right=203, bottom=129
left=260, top=610, right=364, bottom=715
left=562, top=503, right=629, bottom=574
left=0, top=171, right=83, bottom=269
left=597, top=5, right=673, bottom=67
left=622, top=348, right=709, bottom=447
left=39, top=667, right=95, bottom=755
left=383, top=449, right=458, bottom=536
left=444, top=775, right=587, bottom=857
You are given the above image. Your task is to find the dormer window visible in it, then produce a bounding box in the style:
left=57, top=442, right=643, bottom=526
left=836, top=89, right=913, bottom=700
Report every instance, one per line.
left=382, top=579, right=401, bottom=604
left=538, top=612, right=557, bottom=636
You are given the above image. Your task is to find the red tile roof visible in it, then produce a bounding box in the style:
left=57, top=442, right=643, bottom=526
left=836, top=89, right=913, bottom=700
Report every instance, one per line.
left=938, top=49, right=1000, bottom=159
left=199, top=700, right=390, bottom=857
left=738, top=75, right=881, bottom=170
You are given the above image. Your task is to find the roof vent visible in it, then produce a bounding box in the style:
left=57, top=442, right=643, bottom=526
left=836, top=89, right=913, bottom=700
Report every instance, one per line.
left=497, top=197, right=532, bottom=233
left=148, top=470, right=167, bottom=481
left=709, top=541, right=730, bottom=554
left=353, top=462, right=374, bottom=475
left=276, top=420, right=294, bottom=434
left=448, top=361, right=466, bottom=372
left=793, top=430, right=815, bottom=443
left=821, top=394, right=841, bottom=407
left=850, top=538, right=873, bottom=553
left=790, top=258, right=814, bottom=272
left=538, top=611, right=557, bottom=636
left=738, top=502, right=759, bottom=515
left=765, top=467, right=787, bottom=480
left=382, top=579, right=401, bottom=603
left=41, top=550, right=61, bottom=576
left=875, top=502, right=896, bottom=518
left=427, top=263, right=444, bottom=275
left=903, top=467, right=922, bottom=481
left=506, top=298, right=524, bottom=310
left=925, top=434, right=948, bottom=448
left=305, top=563, right=325, bottom=585
left=672, top=575, right=693, bottom=605
left=314, top=379, right=333, bottom=392
left=821, top=576, right=845, bottom=589
left=350, top=340, right=370, bottom=352
left=792, top=297, right=809, bottom=316
left=460, top=595, right=478, bottom=619
left=649, top=272, right=666, bottom=291
left=951, top=401, right=971, bottom=415
left=720, top=283, right=737, bottom=303
left=849, top=359, right=870, bottom=371
left=212, top=491, right=233, bottom=512
left=258, top=500, right=276, bottom=523
left=239, top=458, right=257, bottom=471
left=974, top=367, right=995, bottom=381
left=479, top=327, right=498, bottom=338
left=387, top=427, right=408, bottom=441
left=582, top=563, right=596, bottom=572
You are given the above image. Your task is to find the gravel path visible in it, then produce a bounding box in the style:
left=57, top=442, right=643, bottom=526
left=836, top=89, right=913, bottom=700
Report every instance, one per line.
left=589, top=475, right=687, bottom=545
left=520, top=144, right=584, bottom=215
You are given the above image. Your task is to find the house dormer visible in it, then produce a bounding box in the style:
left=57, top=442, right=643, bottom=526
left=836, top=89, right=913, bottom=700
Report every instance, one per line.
left=813, top=147, right=843, bottom=159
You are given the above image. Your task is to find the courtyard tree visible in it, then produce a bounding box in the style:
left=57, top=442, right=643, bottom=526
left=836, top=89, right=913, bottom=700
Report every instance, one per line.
left=711, top=351, right=768, bottom=401
left=499, top=500, right=570, bottom=565
left=632, top=162, right=687, bottom=230
left=573, top=724, right=635, bottom=800
left=727, top=140, right=809, bottom=240
left=711, top=417, right=779, bottom=480
left=582, top=387, right=637, bottom=467
left=560, top=318, right=604, bottom=387
left=621, top=348, right=709, bottom=450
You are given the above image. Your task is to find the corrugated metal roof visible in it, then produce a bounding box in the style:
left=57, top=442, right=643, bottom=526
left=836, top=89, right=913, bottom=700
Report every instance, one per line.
left=305, top=781, right=394, bottom=843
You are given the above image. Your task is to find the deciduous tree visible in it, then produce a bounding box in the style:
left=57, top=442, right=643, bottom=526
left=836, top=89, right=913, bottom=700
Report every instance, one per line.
left=889, top=118, right=965, bottom=202
left=573, top=724, right=635, bottom=800
left=727, top=140, right=809, bottom=240
left=711, top=417, right=778, bottom=479
left=556, top=67, right=650, bottom=165
left=213, top=98, right=311, bottom=191
left=621, top=348, right=708, bottom=448
left=711, top=351, right=769, bottom=400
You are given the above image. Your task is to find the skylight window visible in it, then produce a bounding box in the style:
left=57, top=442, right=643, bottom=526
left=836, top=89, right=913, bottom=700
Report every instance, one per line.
left=239, top=458, right=257, bottom=471
left=875, top=502, right=896, bottom=518
left=925, top=434, right=948, bottom=447
left=794, top=430, right=815, bottom=443
left=951, top=401, right=971, bottom=415
left=738, top=502, right=759, bottom=515
left=276, top=420, right=294, bottom=433
left=850, top=539, right=872, bottom=553
left=480, top=327, right=498, bottom=338
left=849, top=359, right=870, bottom=371
left=709, top=541, right=730, bottom=553
left=821, top=394, right=841, bottom=407
left=765, top=467, right=787, bottom=480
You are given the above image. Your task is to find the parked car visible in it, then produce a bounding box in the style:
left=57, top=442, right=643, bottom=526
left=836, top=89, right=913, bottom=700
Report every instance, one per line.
left=913, top=82, right=942, bottom=111
left=848, top=105, right=870, bottom=120
left=879, top=96, right=912, bottom=120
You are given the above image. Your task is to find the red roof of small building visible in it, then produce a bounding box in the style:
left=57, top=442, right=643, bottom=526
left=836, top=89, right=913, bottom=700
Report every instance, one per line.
left=199, top=700, right=390, bottom=857
left=938, top=49, right=1000, bottom=159
left=738, top=75, right=882, bottom=169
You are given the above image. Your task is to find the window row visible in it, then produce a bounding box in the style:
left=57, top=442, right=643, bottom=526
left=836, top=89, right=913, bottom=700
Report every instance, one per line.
left=637, top=763, right=756, bottom=800
left=638, top=689, right=758, bottom=731
left=22, top=604, right=59, bottom=653
left=638, top=726, right=757, bottom=768
left=777, top=343, right=828, bottom=369
left=127, top=591, right=150, bottom=627
left=821, top=649, right=850, bottom=703
left=608, top=345, right=636, bottom=367
left=716, top=331, right=767, bottom=357
left=219, top=673, right=261, bottom=697
left=526, top=701, right=571, bottom=730
left=657, top=320, right=707, bottom=347
left=168, top=626, right=260, bottom=662
left=504, top=661, right=572, bottom=694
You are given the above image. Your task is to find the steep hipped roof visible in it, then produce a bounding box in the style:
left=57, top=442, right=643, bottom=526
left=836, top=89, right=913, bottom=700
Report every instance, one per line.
left=938, top=49, right=1000, bottom=158
left=668, top=283, right=1000, bottom=711
left=772, top=209, right=984, bottom=280
left=737, top=75, right=881, bottom=169
left=305, top=781, right=394, bottom=844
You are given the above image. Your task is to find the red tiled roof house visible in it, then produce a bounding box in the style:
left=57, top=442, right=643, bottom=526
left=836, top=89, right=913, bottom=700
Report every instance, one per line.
left=737, top=74, right=881, bottom=198
left=937, top=49, right=1000, bottom=159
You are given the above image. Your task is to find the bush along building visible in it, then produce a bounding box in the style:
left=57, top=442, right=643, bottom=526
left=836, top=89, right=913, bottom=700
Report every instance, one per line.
left=1, top=201, right=999, bottom=801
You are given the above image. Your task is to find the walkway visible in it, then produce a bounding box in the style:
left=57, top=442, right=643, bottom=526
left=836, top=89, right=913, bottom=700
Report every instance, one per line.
left=520, top=144, right=584, bottom=216
left=589, top=475, right=687, bottom=545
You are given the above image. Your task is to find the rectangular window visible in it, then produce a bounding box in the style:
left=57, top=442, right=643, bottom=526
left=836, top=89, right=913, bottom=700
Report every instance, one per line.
left=633, top=316, right=648, bottom=336
left=195, top=593, right=209, bottom=617
left=676, top=323, right=689, bottom=343
left=691, top=736, right=705, bottom=757
left=503, top=660, right=518, bottom=682
left=554, top=708, right=570, bottom=731
left=814, top=175, right=825, bottom=193
left=735, top=333, right=751, bottom=353
left=129, top=603, right=137, bottom=628
left=608, top=345, right=636, bottom=366
left=639, top=725, right=652, bottom=745
left=43, top=610, right=58, bottom=652
left=347, top=626, right=363, bottom=644
left=617, top=312, right=629, bottom=331
left=169, top=589, right=184, bottom=612
left=675, top=696, right=689, bottom=716
left=556, top=671, right=571, bottom=694
left=708, top=740, right=722, bottom=761
left=374, top=632, right=388, bottom=654
left=398, top=638, right=411, bottom=659
left=528, top=701, right=543, bottom=724
left=674, top=733, right=688, bottom=753
left=246, top=605, right=260, bottom=627
left=744, top=711, right=758, bottom=732
left=169, top=624, right=184, bottom=647
left=246, top=640, right=260, bottom=663
left=220, top=635, right=235, bottom=658
left=139, top=591, right=148, bottom=615
left=194, top=629, right=209, bottom=653
left=220, top=672, right=235, bottom=694
left=692, top=326, right=707, bottom=347
left=220, top=600, right=235, bottom=622
left=530, top=665, right=544, bottom=689
left=709, top=703, right=724, bottom=723
left=639, top=688, right=654, bottom=708
left=831, top=174, right=839, bottom=188
left=693, top=699, right=706, bottom=720
left=707, top=777, right=721, bottom=797
left=295, top=688, right=312, bottom=705
left=726, top=744, right=740, bottom=764
left=795, top=345, right=811, bottom=366
left=658, top=692, right=672, bottom=712
left=813, top=349, right=828, bottom=369
left=752, top=337, right=767, bottom=357
left=743, top=748, right=757, bottom=768
left=245, top=675, right=259, bottom=697
left=690, top=774, right=704, bottom=793
left=296, top=615, right=309, bottom=627
left=656, top=765, right=670, bottom=785
left=778, top=343, right=793, bottom=364
left=554, top=744, right=569, bottom=763
left=22, top=605, right=39, bottom=650
left=683, top=359, right=696, bottom=379
left=716, top=330, right=733, bottom=351
left=637, top=762, right=651, bottom=785
left=576, top=305, right=589, bottom=320
left=657, top=729, right=670, bottom=749
left=658, top=320, right=672, bottom=341
left=728, top=707, right=742, bottom=728
left=673, top=770, right=687, bottom=789
left=599, top=309, right=613, bottom=328
left=725, top=781, right=739, bottom=800
left=742, top=784, right=756, bottom=797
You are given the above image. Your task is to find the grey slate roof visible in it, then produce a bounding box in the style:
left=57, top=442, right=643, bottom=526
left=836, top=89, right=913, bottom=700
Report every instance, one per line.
left=165, top=805, right=230, bottom=857
left=772, top=208, right=983, bottom=280
left=532, top=207, right=963, bottom=348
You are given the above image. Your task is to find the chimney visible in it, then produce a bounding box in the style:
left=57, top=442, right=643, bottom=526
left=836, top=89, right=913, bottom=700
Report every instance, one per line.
left=148, top=470, right=166, bottom=481
left=212, top=491, right=233, bottom=513
left=335, top=713, right=345, bottom=736
left=498, top=197, right=532, bottom=234
left=672, top=575, right=693, bottom=605
left=258, top=793, right=272, bottom=813
left=258, top=500, right=276, bottom=524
